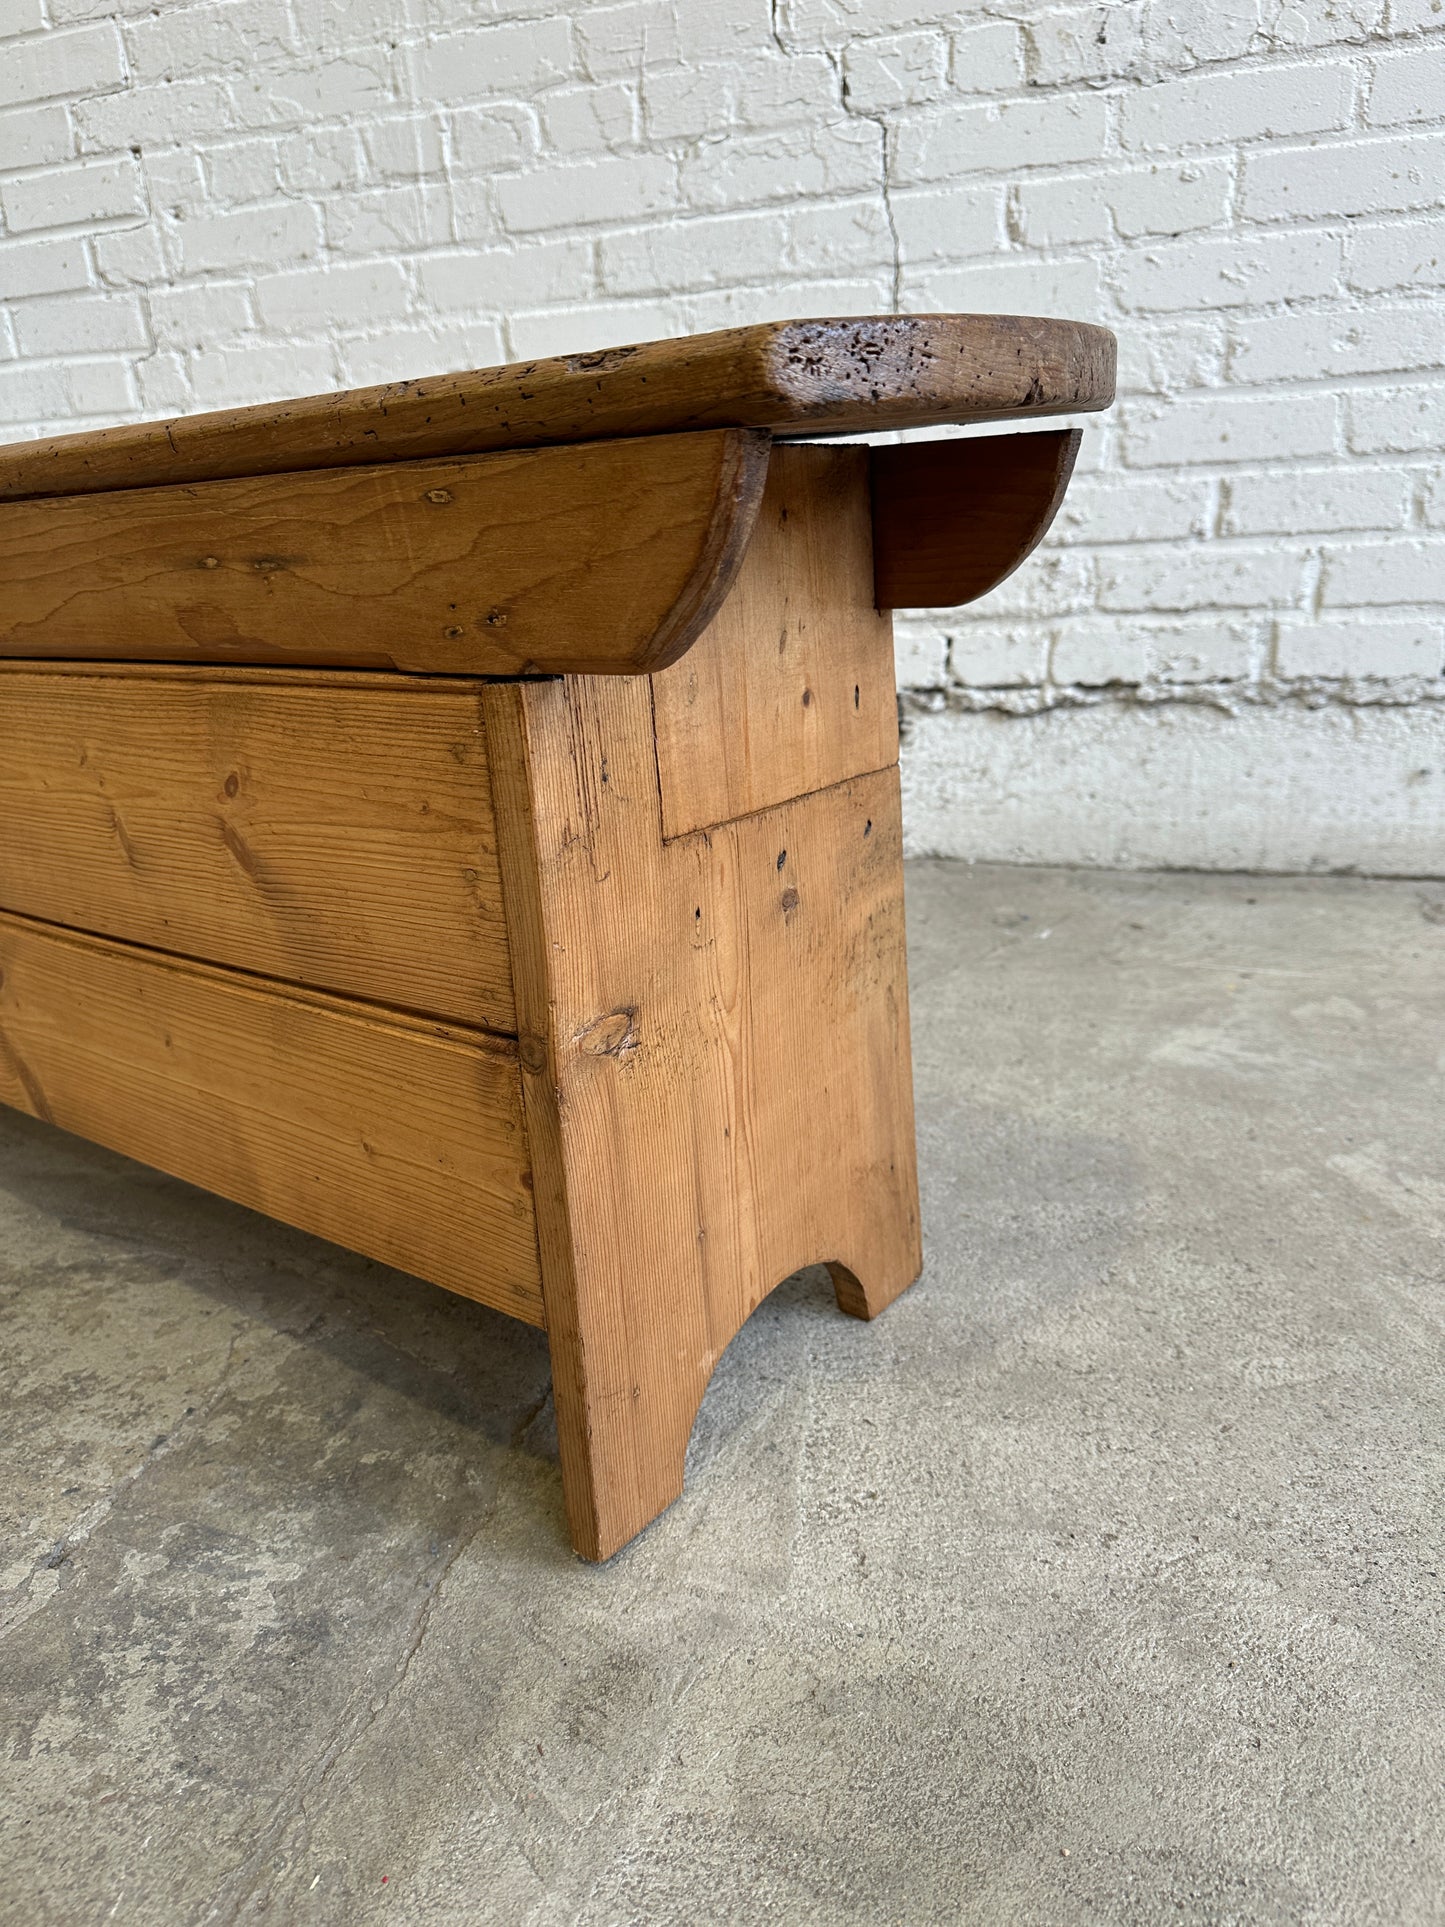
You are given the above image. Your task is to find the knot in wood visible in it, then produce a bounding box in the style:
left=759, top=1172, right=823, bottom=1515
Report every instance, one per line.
left=575, top=1008, right=640, bottom=1060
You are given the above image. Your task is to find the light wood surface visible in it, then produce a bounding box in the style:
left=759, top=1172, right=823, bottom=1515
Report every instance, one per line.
left=486, top=655, right=920, bottom=1560
left=0, top=430, right=768, bottom=676
left=0, top=315, right=1115, bottom=501
left=871, top=426, right=1083, bottom=609
left=0, top=911, right=544, bottom=1324
left=0, top=665, right=515, bottom=1030
left=650, top=443, right=899, bottom=839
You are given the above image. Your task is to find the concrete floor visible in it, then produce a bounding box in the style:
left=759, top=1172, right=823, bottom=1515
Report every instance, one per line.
left=3, top=862, right=1443, bottom=1925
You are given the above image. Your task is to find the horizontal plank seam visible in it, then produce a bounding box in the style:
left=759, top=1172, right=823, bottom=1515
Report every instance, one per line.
left=0, top=658, right=518, bottom=694
left=659, top=758, right=902, bottom=845
left=0, top=904, right=520, bottom=1050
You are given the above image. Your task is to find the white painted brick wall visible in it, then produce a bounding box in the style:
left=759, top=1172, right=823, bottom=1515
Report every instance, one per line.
left=2, top=0, right=1443, bottom=871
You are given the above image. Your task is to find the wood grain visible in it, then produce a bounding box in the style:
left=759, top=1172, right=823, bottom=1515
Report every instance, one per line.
left=0, top=315, right=1116, bottom=501
left=650, top=443, right=899, bottom=839
left=0, top=911, right=544, bottom=1324
left=871, top=426, right=1083, bottom=609
left=0, top=429, right=768, bottom=676
left=0, top=665, right=515, bottom=1030
left=486, top=673, right=920, bottom=1561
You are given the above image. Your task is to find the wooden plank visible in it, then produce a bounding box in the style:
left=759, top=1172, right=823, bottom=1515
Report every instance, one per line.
left=0, top=665, right=515, bottom=1031
left=650, top=443, right=899, bottom=839
left=0, top=430, right=768, bottom=677
left=0, top=912, right=544, bottom=1324
left=486, top=673, right=920, bottom=1561
left=0, top=315, right=1116, bottom=502
left=871, top=426, right=1082, bottom=609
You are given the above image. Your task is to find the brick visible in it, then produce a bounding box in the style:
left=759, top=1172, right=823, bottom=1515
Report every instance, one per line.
left=886, top=182, right=1004, bottom=263
left=0, top=21, right=125, bottom=110
left=790, top=197, right=894, bottom=275
left=1120, top=61, right=1356, bottom=151
left=678, top=273, right=892, bottom=332
left=1230, top=307, right=1445, bottom=383
left=1275, top=615, right=1441, bottom=677
left=0, top=361, right=71, bottom=422
left=1427, top=470, right=1445, bottom=529
left=577, top=1, right=679, bottom=78
left=652, top=51, right=835, bottom=139
left=1223, top=466, right=1412, bottom=535
left=946, top=620, right=1048, bottom=687
left=178, top=201, right=321, bottom=274
left=126, top=0, right=294, bottom=84
left=279, top=127, right=367, bottom=198
left=1123, top=392, right=1338, bottom=468
left=541, top=84, right=638, bottom=156
left=1119, top=321, right=1228, bottom=395
left=2, top=153, right=145, bottom=232
left=188, top=337, right=335, bottom=408
left=1016, top=161, right=1232, bottom=247
left=1117, top=229, right=1342, bottom=310
left=1321, top=537, right=1445, bottom=605
left=680, top=122, right=878, bottom=212
left=1097, top=545, right=1306, bottom=614
left=1385, top=0, right=1445, bottom=26
left=338, top=319, right=508, bottom=387
left=148, top=280, right=254, bottom=349
left=948, top=20, right=1024, bottom=93
left=843, top=31, right=950, bottom=112
left=672, top=0, right=774, bottom=62
left=894, top=95, right=1108, bottom=183
left=1143, top=0, right=1264, bottom=67
left=255, top=260, right=411, bottom=332
left=229, top=54, right=394, bottom=130
left=1056, top=474, right=1215, bottom=544
left=134, top=348, right=192, bottom=415
left=891, top=615, right=950, bottom=686
left=600, top=209, right=792, bottom=295
left=1052, top=615, right=1257, bottom=685
left=91, top=222, right=165, bottom=286
left=0, top=103, right=73, bottom=171
left=204, top=137, right=283, bottom=205
left=363, top=115, right=447, bottom=182
left=908, top=253, right=1104, bottom=318
left=1368, top=43, right=1445, bottom=124
left=1348, top=382, right=1445, bottom=453
left=1347, top=221, right=1445, bottom=292
left=64, top=356, right=136, bottom=415
left=2, top=0, right=48, bottom=36
left=74, top=79, right=234, bottom=152
left=1244, top=132, right=1445, bottom=222
left=415, top=17, right=571, bottom=102
left=0, top=233, right=92, bottom=299
left=325, top=184, right=451, bottom=256
left=506, top=297, right=679, bottom=361
left=449, top=105, right=539, bottom=174
left=496, top=153, right=676, bottom=234
left=1025, top=4, right=1146, bottom=87
left=419, top=238, right=595, bottom=315
left=12, top=289, right=148, bottom=355
left=968, top=545, right=1094, bottom=619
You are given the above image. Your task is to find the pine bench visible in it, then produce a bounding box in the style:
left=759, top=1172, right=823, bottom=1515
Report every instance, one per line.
left=0, top=315, right=1114, bottom=1559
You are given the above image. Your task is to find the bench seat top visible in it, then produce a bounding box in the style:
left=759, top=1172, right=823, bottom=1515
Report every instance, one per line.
left=0, top=313, right=1114, bottom=502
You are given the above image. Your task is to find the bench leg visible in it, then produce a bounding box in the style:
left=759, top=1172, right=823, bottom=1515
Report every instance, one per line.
left=485, top=675, right=920, bottom=1561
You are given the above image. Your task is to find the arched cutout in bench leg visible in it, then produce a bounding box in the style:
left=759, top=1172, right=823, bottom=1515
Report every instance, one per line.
left=484, top=669, right=921, bottom=1562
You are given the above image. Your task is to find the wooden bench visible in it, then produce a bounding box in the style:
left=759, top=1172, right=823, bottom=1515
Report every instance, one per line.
left=0, top=314, right=1114, bottom=1559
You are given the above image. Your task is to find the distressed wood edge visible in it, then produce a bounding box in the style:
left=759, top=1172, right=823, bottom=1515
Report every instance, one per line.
left=480, top=680, right=602, bottom=1557
left=626, top=428, right=772, bottom=674
left=870, top=425, right=1083, bottom=611
left=0, top=315, right=1116, bottom=502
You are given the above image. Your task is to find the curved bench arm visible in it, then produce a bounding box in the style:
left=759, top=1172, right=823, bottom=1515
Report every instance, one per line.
left=871, top=427, right=1082, bottom=611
